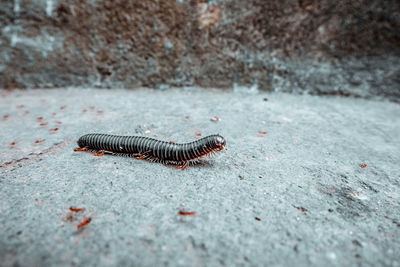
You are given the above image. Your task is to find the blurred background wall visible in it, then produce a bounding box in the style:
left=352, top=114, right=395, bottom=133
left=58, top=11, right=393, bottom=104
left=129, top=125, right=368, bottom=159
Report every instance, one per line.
left=1, top=0, right=399, bottom=99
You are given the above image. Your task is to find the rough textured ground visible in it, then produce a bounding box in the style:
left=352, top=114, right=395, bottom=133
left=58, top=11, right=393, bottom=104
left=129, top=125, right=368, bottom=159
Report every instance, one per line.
left=0, top=88, right=399, bottom=266
left=1, top=0, right=399, bottom=99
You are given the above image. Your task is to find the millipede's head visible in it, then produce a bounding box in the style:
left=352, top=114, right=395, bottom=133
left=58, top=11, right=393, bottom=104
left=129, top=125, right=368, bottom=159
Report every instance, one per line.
left=213, top=134, right=226, bottom=151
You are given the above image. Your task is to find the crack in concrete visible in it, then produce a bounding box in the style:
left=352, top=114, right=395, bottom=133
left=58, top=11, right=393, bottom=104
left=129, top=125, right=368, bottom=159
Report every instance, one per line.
left=0, top=140, right=70, bottom=172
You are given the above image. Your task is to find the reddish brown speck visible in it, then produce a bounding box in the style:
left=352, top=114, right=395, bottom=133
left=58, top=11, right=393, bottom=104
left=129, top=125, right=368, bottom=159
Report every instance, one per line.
left=89, top=106, right=95, bottom=110
left=77, top=217, right=92, bottom=230
left=37, top=116, right=43, bottom=121
left=255, top=217, right=261, bottom=221
left=178, top=211, right=196, bottom=216
left=210, top=116, right=220, bottom=122
left=185, top=116, right=190, bottom=120
left=60, top=105, right=67, bottom=110
left=52, top=112, right=57, bottom=116
left=3, top=114, right=10, bottom=119
left=49, top=128, right=59, bottom=132
left=97, top=110, right=103, bottom=114
left=40, top=122, right=48, bottom=126
left=17, top=105, right=25, bottom=108
left=169, top=141, right=175, bottom=144
left=56, top=121, right=62, bottom=125
left=63, top=213, right=75, bottom=223
left=360, top=164, right=367, bottom=168
left=82, top=109, right=87, bottom=113
left=258, top=131, right=267, bottom=135
left=295, top=206, right=308, bottom=212
left=56, top=3, right=69, bottom=16
left=24, top=111, right=30, bottom=115
left=10, top=142, right=16, bottom=146
left=195, top=132, right=202, bottom=136
left=69, top=207, right=84, bottom=213
left=34, top=139, right=46, bottom=144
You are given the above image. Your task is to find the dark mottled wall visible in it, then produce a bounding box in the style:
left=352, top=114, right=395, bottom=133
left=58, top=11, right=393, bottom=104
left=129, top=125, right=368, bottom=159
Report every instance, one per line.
left=1, top=0, right=399, bottom=98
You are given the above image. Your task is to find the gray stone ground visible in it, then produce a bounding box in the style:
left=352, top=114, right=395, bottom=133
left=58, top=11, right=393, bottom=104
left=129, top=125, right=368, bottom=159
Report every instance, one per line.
left=0, top=88, right=399, bottom=267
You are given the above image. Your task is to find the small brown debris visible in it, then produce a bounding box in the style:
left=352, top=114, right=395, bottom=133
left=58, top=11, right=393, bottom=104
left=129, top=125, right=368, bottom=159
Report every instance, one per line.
left=3, top=114, right=10, bottom=120
left=89, top=106, right=95, bottom=110
left=255, top=217, right=261, bottom=221
left=360, top=164, right=367, bottom=168
left=258, top=131, right=267, bottom=135
left=97, top=110, right=103, bottom=114
left=294, top=206, right=308, bottom=212
left=49, top=128, right=59, bottom=132
left=34, top=139, right=46, bottom=144
left=34, top=198, right=44, bottom=205
left=60, top=105, right=67, bottom=110
left=69, top=207, right=84, bottom=213
left=10, top=142, right=16, bottom=146
left=16, top=105, right=25, bottom=109
left=239, top=175, right=244, bottom=180
left=178, top=211, right=196, bottom=216
left=185, top=116, right=190, bottom=120
left=56, top=3, right=69, bottom=17
left=77, top=217, right=92, bottom=230
left=82, top=109, right=87, bottom=113
left=195, top=132, right=202, bottom=136
left=56, top=121, right=62, bottom=125
left=210, top=115, right=220, bottom=122
left=52, top=112, right=57, bottom=116
left=40, top=122, right=48, bottom=126
left=23, top=110, right=30, bottom=115
left=63, top=213, right=75, bottom=223
left=37, top=116, right=43, bottom=121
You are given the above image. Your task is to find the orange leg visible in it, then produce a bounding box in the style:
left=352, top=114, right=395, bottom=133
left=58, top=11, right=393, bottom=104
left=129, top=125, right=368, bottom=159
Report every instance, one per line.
left=135, top=154, right=147, bottom=160
left=74, top=147, right=88, bottom=152
left=177, top=162, right=188, bottom=170
left=164, top=162, right=189, bottom=170
left=93, top=151, right=105, bottom=157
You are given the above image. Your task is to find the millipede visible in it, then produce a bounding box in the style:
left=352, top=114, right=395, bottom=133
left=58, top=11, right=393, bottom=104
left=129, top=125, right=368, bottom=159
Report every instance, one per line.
left=74, top=133, right=226, bottom=169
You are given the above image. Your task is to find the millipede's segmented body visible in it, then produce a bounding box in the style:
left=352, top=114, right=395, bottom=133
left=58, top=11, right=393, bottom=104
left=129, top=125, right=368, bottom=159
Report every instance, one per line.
left=76, top=133, right=226, bottom=167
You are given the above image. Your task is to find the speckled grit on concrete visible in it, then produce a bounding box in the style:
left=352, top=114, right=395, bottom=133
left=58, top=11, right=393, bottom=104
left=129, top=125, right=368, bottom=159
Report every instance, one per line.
left=0, top=88, right=399, bottom=266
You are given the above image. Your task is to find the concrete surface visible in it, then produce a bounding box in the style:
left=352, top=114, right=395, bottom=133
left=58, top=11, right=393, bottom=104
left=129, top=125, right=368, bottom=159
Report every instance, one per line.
left=0, top=88, right=399, bottom=266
